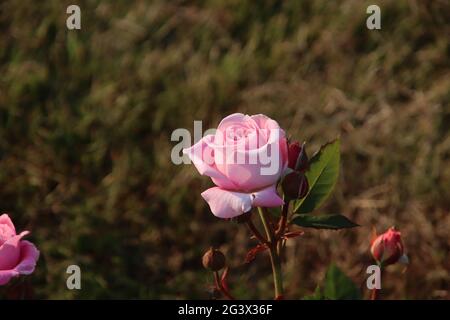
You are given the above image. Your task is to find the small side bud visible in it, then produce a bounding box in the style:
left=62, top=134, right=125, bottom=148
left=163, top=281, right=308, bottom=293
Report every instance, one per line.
left=287, top=141, right=309, bottom=172
left=202, top=247, right=226, bottom=271
left=295, top=141, right=309, bottom=172
left=282, top=171, right=309, bottom=200
left=287, top=141, right=302, bottom=170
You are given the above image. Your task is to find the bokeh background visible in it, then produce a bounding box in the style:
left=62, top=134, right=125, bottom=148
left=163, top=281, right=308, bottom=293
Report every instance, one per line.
left=0, top=0, right=449, bottom=299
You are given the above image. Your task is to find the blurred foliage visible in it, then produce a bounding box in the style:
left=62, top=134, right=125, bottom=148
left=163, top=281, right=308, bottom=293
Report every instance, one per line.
left=304, top=264, right=362, bottom=300
left=0, top=0, right=449, bottom=299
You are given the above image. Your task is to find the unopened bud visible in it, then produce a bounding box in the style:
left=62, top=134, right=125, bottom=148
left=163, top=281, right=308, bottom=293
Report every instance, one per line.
left=370, top=227, right=407, bottom=267
left=202, top=247, right=226, bottom=271
left=295, top=142, right=309, bottom=172
left=282, top=171, right=309, bottom=200
left=287, top=141, right=309, bottom=172
left=288, top=141, right=301, bottom=170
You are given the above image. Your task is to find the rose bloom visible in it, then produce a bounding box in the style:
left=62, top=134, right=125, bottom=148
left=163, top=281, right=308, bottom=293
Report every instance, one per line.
left=183, top=113, right=288, bottom=218
left=370, top=227, right=408, bottom=266
left=0, top=214, right=40, bottom=286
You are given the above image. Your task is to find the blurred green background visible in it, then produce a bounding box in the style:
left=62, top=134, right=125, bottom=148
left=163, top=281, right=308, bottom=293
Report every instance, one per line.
left=0, top=0, right=449, bottom=299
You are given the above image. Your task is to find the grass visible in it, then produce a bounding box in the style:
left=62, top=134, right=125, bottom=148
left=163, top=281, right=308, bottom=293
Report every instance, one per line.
left=0, top=0, right=449, bottom=299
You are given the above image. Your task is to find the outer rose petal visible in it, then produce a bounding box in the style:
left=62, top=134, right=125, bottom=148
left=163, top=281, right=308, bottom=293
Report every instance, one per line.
left=201, top=185, right=284, bottom=219
left=0, top=269, right=19, bottom=286
left=183, top=135, right=237, bottom=190
left=0, top=214, right=16, bottom=234
left=14, top=240, right=40, bottom=275
left=252, top=185, right=284, bottom=207
left=0, top=241, right=39, bottom=286
left=370, top=237, right=384, bottom=262
left=0, top=231, right=29, bottom=270
left=201, top=187, right=252, bottom=219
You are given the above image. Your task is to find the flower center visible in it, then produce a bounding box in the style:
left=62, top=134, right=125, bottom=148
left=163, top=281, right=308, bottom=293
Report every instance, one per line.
left=226, top=126, right=252, bottom=142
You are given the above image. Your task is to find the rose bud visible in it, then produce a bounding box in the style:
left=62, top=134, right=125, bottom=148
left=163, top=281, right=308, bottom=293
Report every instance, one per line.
left=282, top=171, right=309, bottom=200
left=370, top=227, right=409, bottom=267
left=288, top=141, right=301, bottom=170
left=288, top=141, right=308, bottom=172
left=202, top=247, right=226, bottom=271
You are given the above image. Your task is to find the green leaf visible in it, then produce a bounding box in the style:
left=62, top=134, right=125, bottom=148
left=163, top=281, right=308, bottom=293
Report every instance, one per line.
left=294, top=139, right=340, bottom=213
left=292, top=214, right=359, bottom=230
left=323, top=264, right=361, bottom=300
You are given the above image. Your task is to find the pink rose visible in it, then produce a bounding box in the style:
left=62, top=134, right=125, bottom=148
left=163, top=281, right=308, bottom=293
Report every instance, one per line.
left=183, top=113, right=288, bottom=218
left=0, top=214, right=40, bottom=286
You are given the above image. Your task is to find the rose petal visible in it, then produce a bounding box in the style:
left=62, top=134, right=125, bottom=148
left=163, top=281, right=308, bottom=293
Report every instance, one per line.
left=220, top=130, right=287, bottom=191
left=216, top=113, right=252, bottom=132
left=251, top=114, right=281, bottom=133
left=252, top=185, right=284, bottom=207
left=0, top=214, right=16, bottom=234
left=14, top=240, right=40, bottom=275
left=0, top=231, right=29, bottom=270
left=183, top=135, right=238, bottom=190
left=201, top=185, right=284, bottom=219
left=208, top=114, right=288, bottom=191
left=215, top=113, right=257, bottom=147
left=370, top=236, right=384, bottom=262
left=201, top=187, right=253, bottom=219
left=0, top=269, right=19, bottom=286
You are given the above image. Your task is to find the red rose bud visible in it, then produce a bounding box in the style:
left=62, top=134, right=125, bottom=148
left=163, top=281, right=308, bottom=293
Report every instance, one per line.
left=370, top=227, right=408, bottom=266
left=202, top=247, right=226, bottom=271
left=288, top=141, right=301, bottom=170
left=282, top=171, right=309, bottom=200
left=296, top=142, right=309, bottom=172
left=288, top=141, right=309, bottom=172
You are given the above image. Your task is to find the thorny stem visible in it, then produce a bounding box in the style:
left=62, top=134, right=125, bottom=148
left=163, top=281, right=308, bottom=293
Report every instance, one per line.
left=276, top=200, right=290, bottom=237
left=258, top=207, right=284, bottom=299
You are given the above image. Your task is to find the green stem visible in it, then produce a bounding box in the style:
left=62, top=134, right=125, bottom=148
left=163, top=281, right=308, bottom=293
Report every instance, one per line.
left=258, top=207, right=284, bottom=299
left=258, top=207, right=275, bottom=243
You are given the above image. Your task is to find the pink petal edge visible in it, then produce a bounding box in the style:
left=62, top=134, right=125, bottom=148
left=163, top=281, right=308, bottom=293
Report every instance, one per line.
left=14, top=240, right=40, bottom=275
